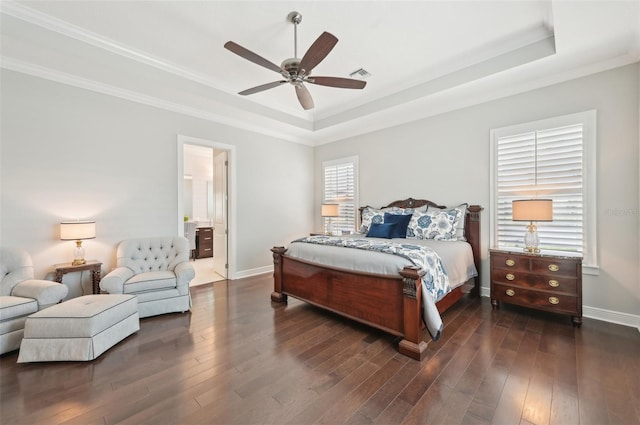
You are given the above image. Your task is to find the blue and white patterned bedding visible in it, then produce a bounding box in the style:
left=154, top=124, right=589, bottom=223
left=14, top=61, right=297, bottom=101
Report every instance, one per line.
left=291, top=235, right=452, bottom=339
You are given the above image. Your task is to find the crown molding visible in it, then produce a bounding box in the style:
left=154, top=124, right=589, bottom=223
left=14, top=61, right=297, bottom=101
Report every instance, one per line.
left=0, top=1, right=310, bottom=124
left=0, top=57, right=314, bottom=146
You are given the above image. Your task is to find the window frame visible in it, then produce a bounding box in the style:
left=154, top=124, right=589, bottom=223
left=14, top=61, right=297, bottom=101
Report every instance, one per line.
left=321, top=156, right=359, bottom=234
left=490, top=110, right=598, bottom=274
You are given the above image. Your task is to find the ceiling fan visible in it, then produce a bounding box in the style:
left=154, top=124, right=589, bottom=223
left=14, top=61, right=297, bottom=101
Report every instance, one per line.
left=224, top=11, right=366, bottom=110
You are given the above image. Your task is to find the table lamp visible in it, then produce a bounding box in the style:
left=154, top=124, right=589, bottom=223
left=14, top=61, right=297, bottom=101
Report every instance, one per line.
left=512, top=199, right=552, bottom=253
left=60, top=221, right=96, bottom=265
left=321, top=204, right=340, bottom=236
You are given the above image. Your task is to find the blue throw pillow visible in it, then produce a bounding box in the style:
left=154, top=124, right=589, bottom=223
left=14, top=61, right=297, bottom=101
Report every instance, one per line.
left=366, top=222, right=396, bottom=239
left=383, top=213, right=412, bottom=238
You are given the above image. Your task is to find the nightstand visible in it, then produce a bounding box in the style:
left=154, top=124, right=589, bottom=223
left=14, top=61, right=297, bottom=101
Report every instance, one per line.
left=490, top=249, right=582, bottom=326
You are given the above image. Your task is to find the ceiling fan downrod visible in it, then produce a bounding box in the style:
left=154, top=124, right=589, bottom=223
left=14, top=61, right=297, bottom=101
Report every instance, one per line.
left=288, top=11, right=302, bottom=59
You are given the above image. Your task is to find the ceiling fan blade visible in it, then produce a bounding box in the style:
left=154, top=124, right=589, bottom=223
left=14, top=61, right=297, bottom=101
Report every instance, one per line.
left=238, top=81, right=287, bottom=96
left=224, top=41, right=283, bottom=74
left=295, top=84, right=314, bottom=110
left=307, top=76, right=367, bottom=89
left=298, top=32, right=338, bottom=75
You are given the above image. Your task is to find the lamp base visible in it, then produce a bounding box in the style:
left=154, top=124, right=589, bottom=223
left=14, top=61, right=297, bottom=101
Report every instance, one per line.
left=72, top=240, right=86, bottom=266
left=523, top=221, right=541, bottom=254
left=523, top=246, right=541, bottom=254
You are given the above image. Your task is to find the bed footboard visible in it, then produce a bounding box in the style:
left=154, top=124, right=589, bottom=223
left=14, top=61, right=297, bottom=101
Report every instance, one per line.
left=271, top=246, right=428, bottom=360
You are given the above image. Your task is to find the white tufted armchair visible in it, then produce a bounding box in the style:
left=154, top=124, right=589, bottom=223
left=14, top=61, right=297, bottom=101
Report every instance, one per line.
left=1, top=247, right=69, bottom=354
left=100, top=236, right=195, bottom=318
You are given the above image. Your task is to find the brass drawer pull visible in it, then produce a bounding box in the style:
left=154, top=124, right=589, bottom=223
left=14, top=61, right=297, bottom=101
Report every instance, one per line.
left=548, top=264, right=559, bottom=272
left=505, top=273, right=515, bottom=281
left=549, top=296, right=559, bottom=305
left=506, top=289, right=515, bottom=296
left=548, top=279, right=559, bottom=287
left=505, top=259, right=515, bottom=267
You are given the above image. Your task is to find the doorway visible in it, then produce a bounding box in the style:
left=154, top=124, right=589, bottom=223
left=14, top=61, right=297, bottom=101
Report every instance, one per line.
left=177, top=135, right=235, bottom=283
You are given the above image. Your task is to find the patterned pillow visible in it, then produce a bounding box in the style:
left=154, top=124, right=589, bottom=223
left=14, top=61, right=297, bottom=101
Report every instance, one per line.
left=426, top=203, right=468, bottom=241
left=408, top=209, right=461, bottom=240
left=382, top=207, right=415, bottom=215
left=360, top=207, right=384, bottom=234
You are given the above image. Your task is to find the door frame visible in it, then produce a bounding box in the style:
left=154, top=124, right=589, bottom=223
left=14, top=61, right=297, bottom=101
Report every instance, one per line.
left=177, top=135, right=236, bottom=280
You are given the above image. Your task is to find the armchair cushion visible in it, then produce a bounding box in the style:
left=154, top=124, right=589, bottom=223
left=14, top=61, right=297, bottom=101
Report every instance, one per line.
left=0, top=296, right=38, bottom=321
left=124, top=271, right=176, bottom=293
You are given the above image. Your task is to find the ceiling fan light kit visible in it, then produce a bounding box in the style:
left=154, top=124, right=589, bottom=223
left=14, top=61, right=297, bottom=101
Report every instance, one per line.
left=224, top=11, right=367, bottom=110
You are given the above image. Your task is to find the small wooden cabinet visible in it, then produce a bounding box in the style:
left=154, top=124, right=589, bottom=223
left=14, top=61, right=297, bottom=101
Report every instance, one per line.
left=490, top=249, right=582, bottom=326
left=196, top=227, right=213, bottom=259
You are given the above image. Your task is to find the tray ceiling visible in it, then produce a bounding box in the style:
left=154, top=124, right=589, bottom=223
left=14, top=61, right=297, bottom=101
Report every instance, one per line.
left=1, top=1, right=638, bottom=145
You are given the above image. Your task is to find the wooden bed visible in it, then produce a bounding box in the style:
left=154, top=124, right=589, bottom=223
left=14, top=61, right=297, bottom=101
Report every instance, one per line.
left=271, top=198, right=482, bottom=360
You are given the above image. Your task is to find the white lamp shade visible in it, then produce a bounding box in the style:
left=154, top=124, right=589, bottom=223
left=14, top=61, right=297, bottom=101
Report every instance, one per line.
left=321, top=204, right=340, bottom=217
left=512, top=199, right=553, bottom=222
left=60, top=221, right=96, bottom=240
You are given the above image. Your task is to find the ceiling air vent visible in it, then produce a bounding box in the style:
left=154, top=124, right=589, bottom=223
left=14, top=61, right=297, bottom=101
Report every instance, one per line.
left=349, top=68, right=371, bottom=79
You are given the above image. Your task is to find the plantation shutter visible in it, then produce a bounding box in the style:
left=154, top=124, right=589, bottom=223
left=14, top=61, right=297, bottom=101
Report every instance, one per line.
left=322, top=157, right=358, bottom=233
left=496, top=123, right=584, bottom=255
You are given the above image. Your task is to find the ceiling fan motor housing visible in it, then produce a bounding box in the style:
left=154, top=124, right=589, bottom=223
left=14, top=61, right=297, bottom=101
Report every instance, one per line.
left=281, top=58, right=305, bottom=84
left=281, top=58, right=301, bottom=74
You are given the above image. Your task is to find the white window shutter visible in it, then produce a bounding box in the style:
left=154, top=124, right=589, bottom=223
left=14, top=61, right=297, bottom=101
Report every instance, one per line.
left=322, top=157, right=359, bottom=233
left=495, top=122, right=586, bottom=256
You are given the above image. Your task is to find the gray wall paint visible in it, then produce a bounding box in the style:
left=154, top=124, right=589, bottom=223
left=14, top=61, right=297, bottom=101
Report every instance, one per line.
left=315, top=64, right=640, bottom=319
left=1, top=70, right=313, bottom=297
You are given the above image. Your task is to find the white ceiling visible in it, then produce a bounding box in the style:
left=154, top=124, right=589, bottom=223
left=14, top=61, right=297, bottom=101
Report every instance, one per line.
left=1, top=1, right=638, bottom=145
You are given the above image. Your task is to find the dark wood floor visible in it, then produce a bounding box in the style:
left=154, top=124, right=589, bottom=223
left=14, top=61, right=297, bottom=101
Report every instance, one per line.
left=1, top=274, right=639, bottom=425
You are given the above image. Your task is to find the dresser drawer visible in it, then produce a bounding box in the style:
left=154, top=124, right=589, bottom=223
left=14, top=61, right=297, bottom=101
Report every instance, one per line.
left=490, top=269, right=577, bottom=294
left=530, top=257, right=579, bottom=277
left=490, top=252, right=530, bottom=272
left=492, top=283, right=578, bottom=315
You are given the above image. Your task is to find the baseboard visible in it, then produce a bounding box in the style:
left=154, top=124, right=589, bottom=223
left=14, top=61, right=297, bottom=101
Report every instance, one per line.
left=479, top=286, right=640, bottom=332
left=233, top=265, right=273, bottom=280
left=583, top=306, right=640, bottom=332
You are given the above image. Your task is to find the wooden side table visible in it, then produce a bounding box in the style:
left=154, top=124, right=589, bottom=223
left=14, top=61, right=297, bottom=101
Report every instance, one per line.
left=54, top=260, right=103, bottom=295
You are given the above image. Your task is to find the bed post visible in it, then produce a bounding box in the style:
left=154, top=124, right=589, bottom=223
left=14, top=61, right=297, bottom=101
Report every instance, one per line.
left=398, top=266, right=427, bottom=361
left=271, top=246, right=287, bottom=303
left=466, top=205, right=483, bottom=297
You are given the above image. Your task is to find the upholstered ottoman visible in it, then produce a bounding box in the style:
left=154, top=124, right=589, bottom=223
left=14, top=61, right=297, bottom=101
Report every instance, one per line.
left=17, top=294, right=139, bottom=362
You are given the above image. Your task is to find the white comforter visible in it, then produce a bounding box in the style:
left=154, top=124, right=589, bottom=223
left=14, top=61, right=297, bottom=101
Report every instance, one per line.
left=286, top=234, right=477, bottom=289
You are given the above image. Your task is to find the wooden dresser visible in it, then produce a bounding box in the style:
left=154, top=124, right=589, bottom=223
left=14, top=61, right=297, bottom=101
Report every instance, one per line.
left=195, top=227, right=213, bottom=259
left=490, top=249, right=582, bottom=326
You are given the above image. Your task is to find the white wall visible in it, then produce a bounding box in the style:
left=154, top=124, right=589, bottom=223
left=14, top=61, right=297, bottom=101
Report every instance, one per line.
left=315, top=64, right=640, bottom=324
left=0, top=70, right=314, bottom=297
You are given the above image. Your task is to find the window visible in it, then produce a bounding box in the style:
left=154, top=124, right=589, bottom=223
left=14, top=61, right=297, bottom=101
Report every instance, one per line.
left=322, top=156, right=359, bottom=234
left=490, top=111, right=597, bottom=272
